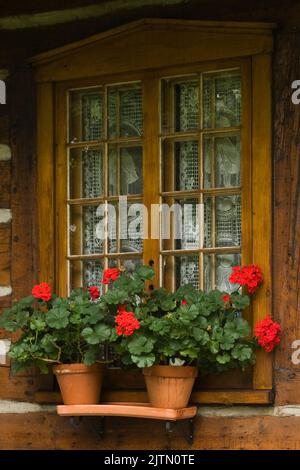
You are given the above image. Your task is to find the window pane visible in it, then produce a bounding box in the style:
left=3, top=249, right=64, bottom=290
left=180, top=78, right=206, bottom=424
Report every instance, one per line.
left=69, top=147, right=103, bottom=199
left=163, top=140, right=199, bottom=192
left=121, top=147, right=143, bottom=195
left=109, top=146, right=143, bottom=196
left=69, top=89, right=103, bottom=142
left=70, top=259, right=104, bottom=290
left=204, top=253, right=241, bottom=293
left=203, top=73, right=241, bottom=128
left=108, top=84, right=143, bottom=138
left=162, top=198, right=199, bottom=250
left=175, top=255, right=199, bottom=289
left=120, top=201, right=144, bottom=253
left=161, top=78, right=199, bottom=133
left=216, top=195, right=241, bottom=247
left=70, top=205, right=104, bottom=255
left=204, top=135, right=241, bottom=188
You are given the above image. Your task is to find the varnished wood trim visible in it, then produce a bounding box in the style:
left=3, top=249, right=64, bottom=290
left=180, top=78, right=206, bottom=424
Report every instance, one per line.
left=37, top=83, right=55, bottom=285
left=252, top=54, right=273, bottom=390
left=34, top=389, right=272, bottom=405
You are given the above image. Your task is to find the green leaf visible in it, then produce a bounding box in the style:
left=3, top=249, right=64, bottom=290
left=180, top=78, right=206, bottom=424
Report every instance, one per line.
left=192, top=327, right=210, bottom=345
left=82, top=324, right=112, bottom=344
left=231, top=293, right=250, bottom=310
left=131, top=354, right=155, bottom=368
left=232, top=344, right=254, bottom=361
left=102, top=288, right=128, bottom=305
left=83, top=347, right=99, bottom=365
left=220, top=332, right=235, bottom=351
left=216, top=352, right=231, bottom=364
left=135, top=266, right=155, bottom=280
left=128, top=335, right=154, bottom=355
left=46, top=308, right=70, bottom=329
left=161, top=299, right=177, bottom=311
left=209, top=341, right=220, bottom=354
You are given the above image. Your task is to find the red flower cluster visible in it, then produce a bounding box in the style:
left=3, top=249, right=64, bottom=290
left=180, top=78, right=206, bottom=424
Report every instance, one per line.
left=115, top=305, right=140, bottom=337
left=102, top=268, right=121, bottom=285
left=229, top=264, right=263, bottom=294
left=255, top=316, right=281, bottom=352
left=181, top=299, right=188, bottom=305
left=32, top=283, right=52, bottom=302
left=222, top=294, right=231, bottom=303
left=88, top=286, right=100, bottom=300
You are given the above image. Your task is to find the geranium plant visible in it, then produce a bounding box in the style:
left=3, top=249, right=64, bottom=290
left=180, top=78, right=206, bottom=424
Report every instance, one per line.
left=105, top=264, right=280, bottom=373
left=0, top=282, right=117, bottom=373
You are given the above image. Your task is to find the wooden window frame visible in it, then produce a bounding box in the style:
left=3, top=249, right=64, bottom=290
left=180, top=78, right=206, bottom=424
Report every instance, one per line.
left=33, top=19, right=274, bottom=404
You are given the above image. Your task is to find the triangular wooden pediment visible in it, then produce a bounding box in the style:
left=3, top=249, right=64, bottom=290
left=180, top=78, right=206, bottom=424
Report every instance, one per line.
left=30, top=18, right=275, bottom=82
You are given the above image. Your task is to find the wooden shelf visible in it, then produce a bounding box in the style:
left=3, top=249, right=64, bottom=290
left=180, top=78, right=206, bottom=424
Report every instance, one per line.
left=57, top=402, right=198, bottom=421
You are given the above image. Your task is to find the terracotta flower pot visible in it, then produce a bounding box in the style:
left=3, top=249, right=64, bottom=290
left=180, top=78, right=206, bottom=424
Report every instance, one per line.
left=53, top=363, right=104, bottom=405
left=143, top=365, right=198, bottom=409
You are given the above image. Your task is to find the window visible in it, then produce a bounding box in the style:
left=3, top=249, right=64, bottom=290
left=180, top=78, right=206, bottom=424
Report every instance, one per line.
left=34, top=20, right=273, bottom=403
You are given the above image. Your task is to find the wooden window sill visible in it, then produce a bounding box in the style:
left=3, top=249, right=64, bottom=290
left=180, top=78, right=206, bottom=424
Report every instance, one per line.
left=34, top=389, right=272, bottom=405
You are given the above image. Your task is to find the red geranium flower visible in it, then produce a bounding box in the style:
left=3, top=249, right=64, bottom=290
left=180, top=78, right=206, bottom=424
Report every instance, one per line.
left=255, top=315, right=281, bottom=352
left=102, top=268, right=121, bottom=285
left=115, top=305, right=140, bottom=337
left=181, top=299, right=188, bottom=305
left=88, top=286, right=100, bottom=300
left=229, top=264, right=263, bottom=294
left=223, top=294, right=231, bottom=303
left=32, top=283, right=52, bottom=302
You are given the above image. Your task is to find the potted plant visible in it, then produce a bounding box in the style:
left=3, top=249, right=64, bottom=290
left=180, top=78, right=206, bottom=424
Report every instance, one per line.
left=0, top=280, right=117, bottom=405
left=111, top=264, right=281, bottom=409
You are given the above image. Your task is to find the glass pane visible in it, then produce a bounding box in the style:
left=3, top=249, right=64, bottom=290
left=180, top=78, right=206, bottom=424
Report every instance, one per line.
left=70, top=205, right=104, bottom=255
left=109, top=146, right=143, bottom=196
left=121, top=258, right=142, bottom=272
left=203, top=73, right=241, bottom=128
left=203, top=137, right=212, bottom=188
left=163, top=140, right=199, bottom=192
left=108, top=84, right=143, bottom=138
left=216, top=253, right=241, bottom=293
left=107, top=258, right=142, bottom=271
left=108, top=148, right=117, bottom=196
left=175, top=141, right=199, bottom=191
left=120, top=147, right=143, bottom=195
left=216, top=195, right=241, bottom=247
left=203, top=254, right=212, bottom=292
left=70, top=259, right=104, bottom=290
left=120, top=201, right=144, bottom=253
left=204, top=135, right=241, bottom=188
left=69, top=89, right=103, bottom=142
left=107, top=202, right=117, bottom=253
left=69, top=147, right=103, bottom=199
left=162, top=198, right=200, bottom=250
left=175, top=255, right=199, bottom=289
left=204, top=197, right=212, bottom=248
left=161, top=78, right=199, bottom=133
left=203, top=253, right=241, bottom=293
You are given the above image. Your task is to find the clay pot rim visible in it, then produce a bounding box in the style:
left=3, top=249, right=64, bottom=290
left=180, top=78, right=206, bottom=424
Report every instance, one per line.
left=142, top=364, right=198, bottom=378
left=53, top=363, right=105, bottom=375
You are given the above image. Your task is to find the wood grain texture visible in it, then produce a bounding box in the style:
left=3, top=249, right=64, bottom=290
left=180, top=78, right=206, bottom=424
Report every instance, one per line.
left=1, top=412, right=300, bottom=449
left=31, top=19, right=273, bottom=82
left=0, top=162, right=11, bottom=208
left=252, top=54, right=273, bottom=390
left=0, top=366, right=37, bottom=401
left=36, top=82, right=55, bottom=286
left=10, top=67, right=36, bottom=300
left=34, top=388, right=271, bottom=405
left=273, top=32, right=300, bottom=404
